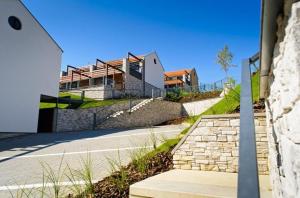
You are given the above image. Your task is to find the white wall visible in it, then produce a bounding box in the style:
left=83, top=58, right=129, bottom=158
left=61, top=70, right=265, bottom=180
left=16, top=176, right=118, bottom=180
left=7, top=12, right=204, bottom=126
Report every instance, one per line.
left=182, top=97, right=222, bottom=116
left=144, top=52, right=165, bottom=89
left=0, top=0, right=62, bottom=133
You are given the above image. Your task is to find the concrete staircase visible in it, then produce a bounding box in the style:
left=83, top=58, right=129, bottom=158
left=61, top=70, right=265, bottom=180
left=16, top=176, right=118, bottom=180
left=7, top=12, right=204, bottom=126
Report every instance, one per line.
left=129, top=170, right=272, bottom=198
left=97, top=98, right=154, bottom=128
left=127, top=98, right=153, bottom=113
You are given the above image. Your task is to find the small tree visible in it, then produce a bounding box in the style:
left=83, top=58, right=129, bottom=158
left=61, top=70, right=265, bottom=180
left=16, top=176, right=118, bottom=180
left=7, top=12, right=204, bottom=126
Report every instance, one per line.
left=216, top=45, right=235, bottom=80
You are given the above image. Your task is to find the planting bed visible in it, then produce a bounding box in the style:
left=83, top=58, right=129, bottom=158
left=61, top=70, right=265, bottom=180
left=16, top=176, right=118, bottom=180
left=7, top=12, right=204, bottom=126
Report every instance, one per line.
left=67, top=151, right=173, bottom=198
left=94, top=152, right=172, bottom=198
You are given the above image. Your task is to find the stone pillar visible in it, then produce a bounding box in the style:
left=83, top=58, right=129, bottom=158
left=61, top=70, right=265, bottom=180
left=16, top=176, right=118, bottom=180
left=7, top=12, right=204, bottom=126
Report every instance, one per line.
left=89, top=65, right=94, bottom=72
left=122, top=58, right=129, bottom=73
left=123, top=58, right=130, bottom=91
left=89, top=78, right=94, bottom=86
left=140, top=59, right=145, bottom=97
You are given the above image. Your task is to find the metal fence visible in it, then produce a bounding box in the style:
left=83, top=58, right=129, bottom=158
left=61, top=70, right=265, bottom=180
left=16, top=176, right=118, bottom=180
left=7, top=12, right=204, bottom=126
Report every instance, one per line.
left=165, top=78, right=227, bottom=94
left=199, top=78, right=227, bottom=92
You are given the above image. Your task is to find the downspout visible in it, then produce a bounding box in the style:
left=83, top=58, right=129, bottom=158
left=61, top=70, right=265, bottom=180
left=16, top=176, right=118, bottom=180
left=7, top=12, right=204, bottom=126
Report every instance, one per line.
left=259, top=0, right=283, bottom=99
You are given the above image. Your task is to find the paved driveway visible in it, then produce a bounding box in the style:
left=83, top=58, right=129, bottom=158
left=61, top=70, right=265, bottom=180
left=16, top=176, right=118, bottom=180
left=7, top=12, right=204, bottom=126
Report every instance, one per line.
left=0, top=125, right=185, bottom=197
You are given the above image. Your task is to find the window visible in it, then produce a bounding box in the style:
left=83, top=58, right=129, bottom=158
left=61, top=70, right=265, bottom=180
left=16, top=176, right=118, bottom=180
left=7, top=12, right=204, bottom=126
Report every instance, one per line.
left=8, top=16, right=22, bottom=30
left=154, top=58, right=157, bottom=64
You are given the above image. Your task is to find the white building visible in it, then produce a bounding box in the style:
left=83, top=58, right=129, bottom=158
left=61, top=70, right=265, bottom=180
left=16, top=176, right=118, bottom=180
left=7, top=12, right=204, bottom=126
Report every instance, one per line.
left=0, top=0, right=63, bottom=133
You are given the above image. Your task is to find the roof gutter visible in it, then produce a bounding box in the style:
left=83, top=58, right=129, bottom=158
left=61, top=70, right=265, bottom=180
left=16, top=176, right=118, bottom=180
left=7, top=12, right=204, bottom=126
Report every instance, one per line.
left=259, top=0, right=283, bottom=99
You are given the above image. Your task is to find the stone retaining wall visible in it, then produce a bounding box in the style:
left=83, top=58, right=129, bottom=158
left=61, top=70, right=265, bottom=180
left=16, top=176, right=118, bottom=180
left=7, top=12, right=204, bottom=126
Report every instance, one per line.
left=66, top=86, right=126, bottom=100
left=173, top=114, right=269, bottom=175
left=265, top=1, right=300, bottom=197
left=55, top=100, right=142, bottom=132
left=97, top=99, right=182, bottom=129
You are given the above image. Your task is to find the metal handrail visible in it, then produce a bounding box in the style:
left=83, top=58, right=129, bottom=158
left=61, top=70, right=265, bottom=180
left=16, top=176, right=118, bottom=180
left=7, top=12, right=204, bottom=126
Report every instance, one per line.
left=238, top=55, right=260, bottom=198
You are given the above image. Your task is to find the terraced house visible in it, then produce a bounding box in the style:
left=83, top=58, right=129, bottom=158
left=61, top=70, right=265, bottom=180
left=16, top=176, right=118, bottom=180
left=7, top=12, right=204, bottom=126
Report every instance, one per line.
left=60, top=52, right=165, bottom=99
left=164, top=68, right=199, bottom=91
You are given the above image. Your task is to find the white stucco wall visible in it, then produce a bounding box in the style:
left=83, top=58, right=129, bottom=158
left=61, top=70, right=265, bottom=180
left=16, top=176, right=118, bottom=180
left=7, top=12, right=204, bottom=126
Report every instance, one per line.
left=144, top=52, right=165, bottom=89
left=266, top=1, right=300, bottom=197
left=0, top=0, right=62, bottom=133
left=182, top=97, right=222, bottom=116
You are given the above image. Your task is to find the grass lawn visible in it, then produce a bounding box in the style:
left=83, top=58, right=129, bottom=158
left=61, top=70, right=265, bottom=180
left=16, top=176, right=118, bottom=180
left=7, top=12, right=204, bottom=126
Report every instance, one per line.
left=79, top=98, right=129, bottom=109
left=40, top=92, right=129, bottom=109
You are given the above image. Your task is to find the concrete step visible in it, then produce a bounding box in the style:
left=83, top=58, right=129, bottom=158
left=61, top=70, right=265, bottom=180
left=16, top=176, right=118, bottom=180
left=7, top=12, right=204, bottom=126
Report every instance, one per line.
left=127, top=98, right=153, bottom=113
left=129, top=170, right=272, bottom=198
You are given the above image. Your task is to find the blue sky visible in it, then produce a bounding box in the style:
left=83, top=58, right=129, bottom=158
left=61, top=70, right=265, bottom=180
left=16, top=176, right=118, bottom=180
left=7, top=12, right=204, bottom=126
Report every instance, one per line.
left=23, top=0, right=261, bottom=83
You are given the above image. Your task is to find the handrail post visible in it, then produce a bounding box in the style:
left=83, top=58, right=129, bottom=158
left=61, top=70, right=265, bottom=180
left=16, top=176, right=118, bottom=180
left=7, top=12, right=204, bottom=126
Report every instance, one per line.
left=238, top=58, right=260, bottom=198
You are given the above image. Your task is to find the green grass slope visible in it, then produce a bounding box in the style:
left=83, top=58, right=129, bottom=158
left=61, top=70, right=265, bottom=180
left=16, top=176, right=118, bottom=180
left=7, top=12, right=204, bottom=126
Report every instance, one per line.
left=40, top=92, right=129, bottom=109
left=202, top=72, right=259, bottom=115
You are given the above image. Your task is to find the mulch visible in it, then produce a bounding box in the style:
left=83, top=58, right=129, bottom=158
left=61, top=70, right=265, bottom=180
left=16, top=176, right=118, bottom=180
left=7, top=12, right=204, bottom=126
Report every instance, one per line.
left=93, top=151, right=173, bottom=198
left=158, top=116, right=188, bottom=125
left=232, top=99, right=266, bottom=113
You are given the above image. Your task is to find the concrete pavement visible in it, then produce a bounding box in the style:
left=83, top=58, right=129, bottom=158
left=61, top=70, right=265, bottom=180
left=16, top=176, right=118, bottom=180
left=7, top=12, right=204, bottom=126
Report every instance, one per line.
left=0, top=125, right=185, bottom=197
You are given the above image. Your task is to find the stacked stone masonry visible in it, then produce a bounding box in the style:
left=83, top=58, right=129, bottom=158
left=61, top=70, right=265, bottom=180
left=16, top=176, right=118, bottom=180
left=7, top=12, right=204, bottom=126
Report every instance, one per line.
left=55, top=100, right=143, bottom=132
left=266, top=1, right=300, bottom=197
left=56, top=99, right=182, bottom=131
left=97, top=99, right=182, bottom=129
left=173, top=114, right=269, bottom=175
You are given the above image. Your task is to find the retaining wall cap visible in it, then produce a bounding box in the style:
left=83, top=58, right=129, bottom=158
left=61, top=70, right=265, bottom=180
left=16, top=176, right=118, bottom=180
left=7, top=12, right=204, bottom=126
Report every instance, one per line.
left=171, top=116, right=202, bottom=155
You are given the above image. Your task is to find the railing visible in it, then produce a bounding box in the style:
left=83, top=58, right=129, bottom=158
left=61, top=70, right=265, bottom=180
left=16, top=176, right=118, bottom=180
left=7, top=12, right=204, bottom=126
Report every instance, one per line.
left=199, top=78, right=227, bottom=92
left=238, top=52, right=260, bottom=198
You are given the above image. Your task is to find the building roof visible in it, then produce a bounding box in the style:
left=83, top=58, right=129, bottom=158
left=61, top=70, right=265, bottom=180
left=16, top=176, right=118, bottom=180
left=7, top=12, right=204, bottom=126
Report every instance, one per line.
left=60, top=55, right=144, bottom=83
left=164, top=79, right=184, bottom=85
left=164, top=69, right=192, bottom=77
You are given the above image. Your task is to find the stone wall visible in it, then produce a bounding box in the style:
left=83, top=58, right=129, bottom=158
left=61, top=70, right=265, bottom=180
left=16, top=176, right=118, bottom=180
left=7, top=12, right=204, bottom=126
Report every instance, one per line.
left=266, top=1, right=300, bottom=197
left=97, top=99, right=182, bottom=129
left=182, top=97, right=222, bottom=116
left=66, top=86, right=124, bottom=100
left=124, top=73, right=163, bottom=98
left=55, top=100, right=142, bottom=132
left=173, top=114, right=269, bottom=175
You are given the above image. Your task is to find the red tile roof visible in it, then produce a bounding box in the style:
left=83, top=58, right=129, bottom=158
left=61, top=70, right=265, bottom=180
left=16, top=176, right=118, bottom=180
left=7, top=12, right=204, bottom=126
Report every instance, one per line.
left=164, top=69, right=192, bottom=77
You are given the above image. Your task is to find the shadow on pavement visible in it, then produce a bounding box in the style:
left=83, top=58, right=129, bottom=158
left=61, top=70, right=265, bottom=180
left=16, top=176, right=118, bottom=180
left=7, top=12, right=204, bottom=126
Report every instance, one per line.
left=0, top=128, right=140, bottom=163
